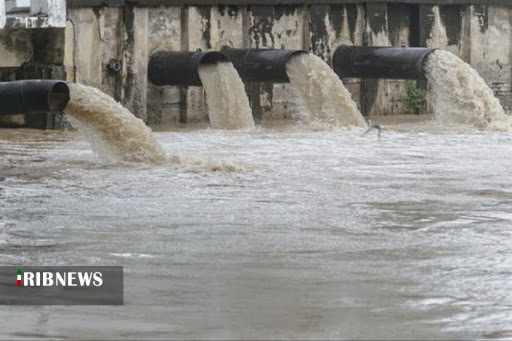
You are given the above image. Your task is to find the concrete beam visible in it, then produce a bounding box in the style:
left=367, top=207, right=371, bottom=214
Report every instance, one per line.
left=67, top=0, right=512, bottom=8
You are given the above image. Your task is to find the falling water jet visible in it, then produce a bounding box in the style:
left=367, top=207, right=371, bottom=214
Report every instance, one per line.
left=65, top=83, right=167, bottom=164
left=197, top=62, right=255, bottom=130
left=286, top=53, right=367, bottom=129
left=222, top=47, right=367, bottom=129
left=148, top=50, right=255, bottom=130
left=332, top=45, right=511, bottom=131
left=424, top=50, right=512, bottom=131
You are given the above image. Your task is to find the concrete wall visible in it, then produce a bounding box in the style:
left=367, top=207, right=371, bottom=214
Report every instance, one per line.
left=1, top=1, right=512, bottom=128
left=63, top=3, right=512, bottom=125
left=419, top=4, right=512, bottom=112
left=1, top=0, right=66, bottom=29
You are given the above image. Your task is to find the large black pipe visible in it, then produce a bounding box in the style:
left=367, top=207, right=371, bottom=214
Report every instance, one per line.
left=0, top=80, right=70, bottom=117
left=332, top=45, right=437, bottom=80
left=221, top=48, right=308, bottom=83
left=148, top=50, right=230, bottom=86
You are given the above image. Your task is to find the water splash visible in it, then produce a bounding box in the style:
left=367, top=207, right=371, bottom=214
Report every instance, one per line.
left=65, top=83, right=168, bottom=164
left=286, top=53, right=367, bottom=129
left=198, top=62, right=255, bottom=130
left=424, top=50, right=512, bottom=131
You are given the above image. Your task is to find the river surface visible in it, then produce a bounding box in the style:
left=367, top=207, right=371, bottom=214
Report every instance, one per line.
left=1, top=116, right=511, bottom=339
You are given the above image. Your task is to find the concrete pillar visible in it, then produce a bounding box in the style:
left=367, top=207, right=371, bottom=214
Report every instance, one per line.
left=146, top=6, right=182, bottom=125
left=68, top=8, right=102, bottom=88
left=98, top=7, right=123, bottom=101
left=247, top=5, right=275, bottom=121
left=64, top=20, right=75, bottom=82
left=122, top=6, right=148, bottom=120
left=308, top=4, right=365, bottom=111
left=269, top=5, right=303, bottom=120
left=362, top=3, right=390, bottom=117
left=185, top=6, right=211, bottom=123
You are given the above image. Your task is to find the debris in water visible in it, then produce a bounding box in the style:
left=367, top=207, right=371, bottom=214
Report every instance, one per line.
left=363, top=124, right=382, bottom=139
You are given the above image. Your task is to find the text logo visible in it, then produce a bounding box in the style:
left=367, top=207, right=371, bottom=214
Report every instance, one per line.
left=1, top=266, right=123, bottom=305
left=17, top=269, right=103, bottom=287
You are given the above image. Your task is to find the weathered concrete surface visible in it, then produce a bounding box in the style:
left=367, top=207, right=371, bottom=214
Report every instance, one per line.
left=147, top=6, right=183, bottom=125
left=63, top=20, right=75, bottom=81
left=68, top=9, right=102, bottom=88
left=420, top=5, right=512, bottom=113
left=98, top=7, right=123, bottom=100
left=4, top=2, right=511, bottom=129
left=64, top=3, right=512, bottom=122
left=122, top=7, right=149, bottom=120
left=467, top=6, right=512, bottom=112
left=268, top=5, right=303, bottom=120
left=308, top=4, right=365, bottom=111
left=0, top=30, right=33, bottom=68
left=1, top=0, right=65, bottom=29
left=67, top=0, right=512, bottom=7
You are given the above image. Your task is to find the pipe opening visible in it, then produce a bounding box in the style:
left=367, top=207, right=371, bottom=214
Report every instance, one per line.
left=148, top=50, right=231, bottom=86
left=198, top=52, right=230, bottom=65
left=48, top=82, right=71, bottom=112
left=221, top=48, right=308, bottom=83
left=0, top=80, right=71, bottom=117
left=332, top=45, right=437, bottom=80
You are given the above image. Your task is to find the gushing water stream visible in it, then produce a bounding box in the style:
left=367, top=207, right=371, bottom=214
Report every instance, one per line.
left=424, top=50, right=512, bottom=131
left=286, top=53, right=367, bottom=129
left=198, top=62, right=255, bottom=130
left=65, top=83, right=167, bottom=164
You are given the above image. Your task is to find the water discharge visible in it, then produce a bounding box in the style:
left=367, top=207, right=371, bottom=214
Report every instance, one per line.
left=64, top=83, right=168, bottom=164
left=2, top=119, right=512, bottom=339
left=198, top=62, right=255, bottom=130
left=286, top=53, right=367, bottom=129
left=424, top=50, right=512, bottom=131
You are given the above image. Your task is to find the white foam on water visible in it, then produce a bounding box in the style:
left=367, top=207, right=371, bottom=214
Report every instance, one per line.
left=198, top=62, right=255, bottom=130
left=424, top=50, right=512, bottom=131
left=286, top=53, right=367, bottom=129
left=65, top=83, right=168, bottom=164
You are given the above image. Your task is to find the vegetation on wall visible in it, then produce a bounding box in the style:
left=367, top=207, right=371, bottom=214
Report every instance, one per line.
left=404, top=80, right=427, bottom=114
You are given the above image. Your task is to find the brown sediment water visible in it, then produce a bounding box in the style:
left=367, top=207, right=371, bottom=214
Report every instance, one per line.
left=424, top=50, right=512, bottom=131
left=286, top=53, right=367, bottom=129
left=198, top=62, right=255, bottom=130
left=64, top=83, right=168, bottom=164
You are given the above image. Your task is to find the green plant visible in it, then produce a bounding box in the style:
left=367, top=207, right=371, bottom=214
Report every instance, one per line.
left=404, top=80, right=427, bottom=114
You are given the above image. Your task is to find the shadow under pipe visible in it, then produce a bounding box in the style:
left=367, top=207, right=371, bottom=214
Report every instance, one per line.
left=0, top=80, right=70, bottom=117
left=221, top=48, right=308, bottom=83
left=148, top=50, right=230, bottom=86
left=332, top=45, right=437, bottom=80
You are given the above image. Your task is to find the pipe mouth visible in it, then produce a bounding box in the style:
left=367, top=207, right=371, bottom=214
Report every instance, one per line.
left=48, top=82, right=70, bottom=112
left=420, top=48, right=439, bottom=76
left=285, top=49, right=308, bottom=63
left=332, top=45, right=439, bottom=80
left=198, top=51, right=230, bottom=65
left=221, top=48, right=308, bottom=83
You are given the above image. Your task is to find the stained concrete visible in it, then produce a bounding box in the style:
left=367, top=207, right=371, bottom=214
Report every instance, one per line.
left=1, top=2, right=512, bottom=128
